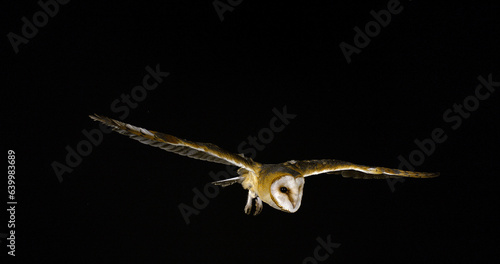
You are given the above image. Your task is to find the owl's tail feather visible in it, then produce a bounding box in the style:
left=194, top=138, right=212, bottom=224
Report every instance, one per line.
left=211, top=176, right=244, bottom=187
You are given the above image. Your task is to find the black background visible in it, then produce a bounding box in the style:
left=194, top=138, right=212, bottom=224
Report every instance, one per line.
left=2, top=1, right=500, bottom=263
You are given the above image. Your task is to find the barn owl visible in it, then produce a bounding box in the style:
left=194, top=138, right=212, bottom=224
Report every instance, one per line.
left=90, top=115, right=439, bottom=215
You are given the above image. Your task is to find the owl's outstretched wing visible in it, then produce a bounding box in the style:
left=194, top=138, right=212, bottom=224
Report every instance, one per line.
left=289, top=159, right=439, bottom=179
left=89, top=115, right=260, bottom=173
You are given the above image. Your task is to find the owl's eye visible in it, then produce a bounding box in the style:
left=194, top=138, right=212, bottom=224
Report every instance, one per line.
left=280, top=187, right=288, bottom=193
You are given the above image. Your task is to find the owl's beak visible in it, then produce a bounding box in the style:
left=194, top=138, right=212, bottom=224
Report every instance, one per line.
left=290, top=194, right=301, bottom=210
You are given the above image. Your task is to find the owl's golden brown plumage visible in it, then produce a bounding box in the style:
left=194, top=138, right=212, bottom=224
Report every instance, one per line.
left=90, top=115, right=439, bottom=215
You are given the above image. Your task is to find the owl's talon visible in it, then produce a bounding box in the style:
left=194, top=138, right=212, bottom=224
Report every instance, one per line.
left=253, top=197, right=263, bottom=216
left=244, top=204, right=252, bottom=215
left=244, top=192, right=253, bottom=215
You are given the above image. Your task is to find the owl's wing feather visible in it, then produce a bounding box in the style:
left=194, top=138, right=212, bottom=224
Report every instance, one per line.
left=292, top=159, right=439, bottom=179
left=89, top=115, right=259, bottom=172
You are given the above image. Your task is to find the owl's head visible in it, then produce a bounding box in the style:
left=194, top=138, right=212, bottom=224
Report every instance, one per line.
left=269, top=175, right=305, bottom=213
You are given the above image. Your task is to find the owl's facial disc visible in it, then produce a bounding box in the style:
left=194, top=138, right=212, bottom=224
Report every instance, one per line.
left=270, top=175, right=305, bottom=213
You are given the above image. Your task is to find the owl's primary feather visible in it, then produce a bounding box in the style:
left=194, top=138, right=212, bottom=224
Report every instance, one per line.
left=90, top=115, right=439, bottom=215
left=89, top=114, right=260, bottom=173
left=287, top=159, right=439, bottom=179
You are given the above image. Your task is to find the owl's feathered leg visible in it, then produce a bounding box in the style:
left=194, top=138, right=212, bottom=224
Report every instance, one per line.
left=244, top=193, right=253, bottom=215
left=244, top=190, right=262, bottom=215
left=253, top=197, right=263, bottom=216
